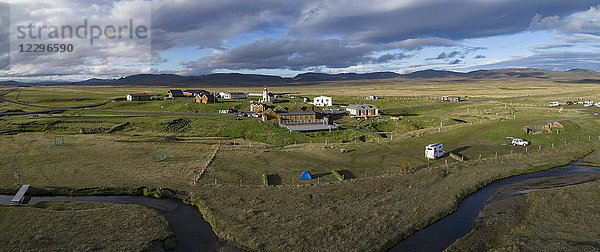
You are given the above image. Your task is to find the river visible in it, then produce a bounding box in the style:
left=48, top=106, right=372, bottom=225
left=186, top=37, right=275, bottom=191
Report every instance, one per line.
left=389, top=164, right=600, bottom=252
left=2, top=164, right=598, bottom=251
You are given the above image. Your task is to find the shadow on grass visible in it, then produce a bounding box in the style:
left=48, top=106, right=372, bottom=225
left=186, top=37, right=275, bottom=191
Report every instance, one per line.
left=337, top=170, right=356, bottom=179
left=267, top=174, right=282, bottom=185
left=311, top=172, right=331, bottom=179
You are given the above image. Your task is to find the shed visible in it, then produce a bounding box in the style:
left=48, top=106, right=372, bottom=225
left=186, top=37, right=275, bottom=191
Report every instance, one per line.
left=127, top=93, right=151, bottom=101
left=300, top=171, right=312, bottom=180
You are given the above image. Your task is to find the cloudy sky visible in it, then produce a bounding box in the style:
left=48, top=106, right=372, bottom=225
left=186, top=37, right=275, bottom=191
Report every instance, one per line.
left=1, top=0, right=600, bottom=81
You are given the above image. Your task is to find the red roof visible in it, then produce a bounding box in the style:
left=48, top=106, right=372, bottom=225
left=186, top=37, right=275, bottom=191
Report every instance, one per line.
left=128, top=93, right=151, bottom=96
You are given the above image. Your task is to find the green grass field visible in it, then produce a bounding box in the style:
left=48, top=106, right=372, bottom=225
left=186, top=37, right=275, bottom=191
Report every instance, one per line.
left=0, top=201, right=175, bottom=251
left=1, top=79, right=600, bottom=250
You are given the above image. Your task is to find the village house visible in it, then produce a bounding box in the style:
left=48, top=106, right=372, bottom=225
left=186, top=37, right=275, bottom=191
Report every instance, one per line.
left=250, top=103, right=267, bottom=112
left=195, top=93, right=217, bottom=104
left=346, top=104, right=379, bottom=118
left=263, top=105, right=335, bottom=131
left=313, top=95, right=332, bottom=107
left=127, top=93, right=151, bottom=101
left=167, top=89, right=184, bottom=98
left=184, top=89, right=210, bottom=97
left=221, top=92, right=246, bottom=100
left=441, top=96, right=461, bottom=102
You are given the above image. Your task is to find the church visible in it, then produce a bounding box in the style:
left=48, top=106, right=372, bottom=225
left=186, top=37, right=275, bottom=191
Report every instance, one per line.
left=262, top=85, right=276, bottom=103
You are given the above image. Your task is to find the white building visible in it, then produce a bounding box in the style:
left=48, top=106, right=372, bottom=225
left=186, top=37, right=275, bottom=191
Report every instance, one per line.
left=346, top=104, right=379, bottom=117
left=262, top=85, right=276, bottom=102
left=222, top=92, right=246, bottom=99
left=313, top=95, right=332, bottom=107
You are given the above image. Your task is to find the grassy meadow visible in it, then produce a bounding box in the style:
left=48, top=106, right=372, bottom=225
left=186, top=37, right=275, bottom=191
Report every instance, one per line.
left=0, top=201, right=175, bottom=251
left=1, top=78, right=600, bottom=250
left=447, top=177, right=600, bottom=251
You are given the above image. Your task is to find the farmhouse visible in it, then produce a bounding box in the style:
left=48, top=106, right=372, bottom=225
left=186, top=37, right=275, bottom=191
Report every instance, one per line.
left=346, top=104, right=379, bottom=118
left=313, top=95, right=332, bottom=107
left=127, top=93, right=151, bottom=101
left=167, top=89, right=184, bottom=97
left=195, top=93, right=217, bottom=104
left=263, top=105, right=336, bottom=131
left=222, top=92, right=246, bottom=100
left=184, top=89, right=209, bottom=96
left=441, top=96, right=461, bottom=102
left=250, top=103, right=267, bottom=112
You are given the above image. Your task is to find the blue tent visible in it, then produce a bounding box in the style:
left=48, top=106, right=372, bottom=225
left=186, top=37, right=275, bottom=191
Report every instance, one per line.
left=299, top=171, right=312, bottom=180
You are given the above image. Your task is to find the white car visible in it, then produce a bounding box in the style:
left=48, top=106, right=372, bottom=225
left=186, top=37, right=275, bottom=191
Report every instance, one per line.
left=584, top=101, right=594, bottom=107
left=549, top=101, right=560, bottom=107
left=512, top=138, right=530, bottom=146
left=595, top=102, right=600, bottom=108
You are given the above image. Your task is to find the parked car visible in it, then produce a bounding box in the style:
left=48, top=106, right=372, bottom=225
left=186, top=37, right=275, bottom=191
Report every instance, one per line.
left=566, top=101, right=575, bottom=105
left=595, top=102, right=600, bottom=108
left=584, top=101, right=594, bottom=107
left=511, top=138, right=530, bottom=146
left=549, top=101, right=560, bottom=107
left=595, top=112, right=599, bottom=116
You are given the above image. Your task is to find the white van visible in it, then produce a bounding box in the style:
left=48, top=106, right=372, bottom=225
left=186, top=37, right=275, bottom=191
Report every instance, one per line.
left=584, top=101, right=594, bottom=107
left=425, top=144, right=445, bottom=160
left=549, top=101, right=559, bottom=107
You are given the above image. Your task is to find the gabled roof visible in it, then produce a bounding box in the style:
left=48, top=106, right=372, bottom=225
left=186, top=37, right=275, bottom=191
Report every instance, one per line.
left=279, top=111, right=315, bottom=115
left=347, top=104, right=379, bottom=110
left=306, top=104, right=323, bottom=113
left=168, top=89, right=184, bottom=95
left=288, top=105, right=304, bottom=112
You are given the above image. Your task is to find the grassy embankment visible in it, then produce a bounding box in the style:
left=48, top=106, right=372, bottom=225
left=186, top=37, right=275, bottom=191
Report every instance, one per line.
left=0, top=201, right=176, bottom=251
left=446, top=175, right=600, bottom=251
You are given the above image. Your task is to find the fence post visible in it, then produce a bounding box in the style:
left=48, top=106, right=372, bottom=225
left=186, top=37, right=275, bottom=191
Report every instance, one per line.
left=495, top=152, right=498, bottom=157
left=479, top=154, right=481, bottom=160
left=538, top=145, right=541, bottom=151
left=214, top=179, right=217, bottom=185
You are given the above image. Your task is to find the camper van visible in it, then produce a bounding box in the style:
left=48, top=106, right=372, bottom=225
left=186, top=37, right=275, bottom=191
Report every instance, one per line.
left=425, top=144, right=445, bottom=160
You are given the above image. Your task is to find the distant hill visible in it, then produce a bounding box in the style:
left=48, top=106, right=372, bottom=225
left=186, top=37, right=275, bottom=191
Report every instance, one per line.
left=0, top=68, right=598, bottom=86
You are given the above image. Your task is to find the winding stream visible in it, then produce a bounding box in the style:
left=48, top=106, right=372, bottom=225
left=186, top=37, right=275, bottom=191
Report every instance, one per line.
left=390, top=164, right=600, bottom=252
left=1, top=164, right=599, bottom=251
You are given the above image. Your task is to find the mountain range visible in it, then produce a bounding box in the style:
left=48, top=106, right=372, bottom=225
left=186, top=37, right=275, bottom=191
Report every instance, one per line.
left=1, top=68, right=599, bottom=86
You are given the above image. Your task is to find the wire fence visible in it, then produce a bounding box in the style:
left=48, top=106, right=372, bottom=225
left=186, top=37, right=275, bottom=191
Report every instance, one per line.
left=187, top=134, right=600, bottom=187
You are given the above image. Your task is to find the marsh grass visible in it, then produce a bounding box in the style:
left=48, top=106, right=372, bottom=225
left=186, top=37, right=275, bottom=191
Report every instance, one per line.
left=447, top=179, right=600, bottom=251
left=0, top=201, right=174, bottom=251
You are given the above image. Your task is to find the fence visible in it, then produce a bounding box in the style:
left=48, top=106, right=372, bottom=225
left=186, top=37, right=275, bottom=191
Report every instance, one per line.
left=190, top=135, right=600, bottom=187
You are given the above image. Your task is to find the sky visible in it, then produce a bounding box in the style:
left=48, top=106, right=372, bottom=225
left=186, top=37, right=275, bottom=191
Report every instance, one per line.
left=1, top=0, right=600, bottom=81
